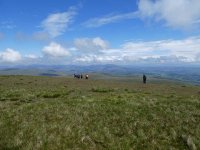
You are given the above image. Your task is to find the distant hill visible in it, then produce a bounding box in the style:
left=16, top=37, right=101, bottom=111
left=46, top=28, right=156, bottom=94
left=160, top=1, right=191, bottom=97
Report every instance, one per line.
left=0, top=64, right=199, bottom=85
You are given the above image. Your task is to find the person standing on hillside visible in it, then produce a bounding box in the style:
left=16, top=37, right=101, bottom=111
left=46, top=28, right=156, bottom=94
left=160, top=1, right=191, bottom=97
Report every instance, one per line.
left=143, top=74, right=147, bottom=84
left=85, top=74, right=89, bottom=79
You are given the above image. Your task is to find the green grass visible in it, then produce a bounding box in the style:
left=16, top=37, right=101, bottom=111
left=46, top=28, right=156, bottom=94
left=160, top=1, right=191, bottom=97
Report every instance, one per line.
left=0, top=75, right=199, bottom=149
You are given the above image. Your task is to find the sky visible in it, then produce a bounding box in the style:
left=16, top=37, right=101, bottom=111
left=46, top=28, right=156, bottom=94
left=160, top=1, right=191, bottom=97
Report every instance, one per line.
left=0, top=0, right=200, bottom=66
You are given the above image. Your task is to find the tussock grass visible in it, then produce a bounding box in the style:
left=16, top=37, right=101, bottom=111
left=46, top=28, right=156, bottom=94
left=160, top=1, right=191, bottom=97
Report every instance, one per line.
left=0, top=75, right=199, bottom=149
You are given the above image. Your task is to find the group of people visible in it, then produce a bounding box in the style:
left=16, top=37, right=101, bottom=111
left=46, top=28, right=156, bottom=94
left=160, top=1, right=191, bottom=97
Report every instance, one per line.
left=74, top=74, right=89, bottom=79
left=74, top=73, right=147, bottom=83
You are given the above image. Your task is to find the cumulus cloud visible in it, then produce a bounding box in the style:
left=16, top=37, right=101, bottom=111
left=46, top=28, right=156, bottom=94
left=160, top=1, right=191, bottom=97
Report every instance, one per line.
left=122, top=36, right=200, bottom=62
left=75, top=36, right=200, bottom=64
left=42, top=42, right=70, bottom=57
left=0, top=48, right=22, bottom=63
left=83, top=12, right=138, bottom=27
left=75, top=53, right=122, bottom=63
left=41, top=7, right=77, bottom=38
left=25, top=54, right=39, bottom=59
left=2, top=36, right=200, bottom=65
left=74, top=37, right=109, bottom=52
left=138, top=0, right=200, bottom=29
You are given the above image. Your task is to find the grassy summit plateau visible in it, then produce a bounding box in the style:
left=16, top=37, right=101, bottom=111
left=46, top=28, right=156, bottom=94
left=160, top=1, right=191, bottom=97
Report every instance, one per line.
left=0, top=75, right=199, bottom=149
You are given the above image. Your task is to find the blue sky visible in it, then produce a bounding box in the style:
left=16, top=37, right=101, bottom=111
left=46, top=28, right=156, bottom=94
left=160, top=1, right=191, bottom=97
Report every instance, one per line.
left=0, top=0, right=200, bottom=65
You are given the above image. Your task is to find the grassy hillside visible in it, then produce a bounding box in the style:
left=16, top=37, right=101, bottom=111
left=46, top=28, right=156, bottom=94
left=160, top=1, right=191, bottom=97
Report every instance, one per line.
left=0, top=75, right=199, bottom=149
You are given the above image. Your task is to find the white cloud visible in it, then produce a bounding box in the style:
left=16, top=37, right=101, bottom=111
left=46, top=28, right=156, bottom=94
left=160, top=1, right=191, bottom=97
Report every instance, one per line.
left=2, top=36, right=200, bottom=65
left=82, top=0, right=200, bottom=29
left=75, top=36, right=200, bottom=64
left=25, top=54, right=39, bottom=59
left=138, top=0, right=200, bottom=29
left=75, top=54, right=122, bottom=63
left=83, top=12, right=138, bottom=27
left=0, top=48, right=22, bottom=63
left=121, top=36, right=200, bottom=62
left=41, top=7, right=77, bottom=38
left=42, top=42, right=70, bottom=57
left=74, top=37, right=109, bottom=52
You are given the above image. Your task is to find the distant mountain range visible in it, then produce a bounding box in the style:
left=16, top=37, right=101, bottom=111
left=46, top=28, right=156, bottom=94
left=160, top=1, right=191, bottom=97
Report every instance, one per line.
left=0, top=64, right=200, bottom=85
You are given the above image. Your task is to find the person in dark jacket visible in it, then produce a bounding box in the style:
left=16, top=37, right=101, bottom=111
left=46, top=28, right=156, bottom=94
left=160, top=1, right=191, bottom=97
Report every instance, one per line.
left=143, top=74, right=147, bottom=84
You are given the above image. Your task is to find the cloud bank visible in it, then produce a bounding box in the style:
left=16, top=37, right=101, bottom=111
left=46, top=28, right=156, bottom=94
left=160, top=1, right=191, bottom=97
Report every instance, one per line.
left=75, top=36, right=200, bottom=64
left=1, top=36, right=200, bottom=65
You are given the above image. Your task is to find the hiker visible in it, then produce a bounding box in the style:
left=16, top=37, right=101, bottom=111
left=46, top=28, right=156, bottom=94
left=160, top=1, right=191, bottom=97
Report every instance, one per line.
left=74, top=74, right=80, bottom=79
left=81, top=74, right=83, bottom=79
left=85, top=74, right=89, bottom=79
left=143, top=74, right=147, bottom=84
